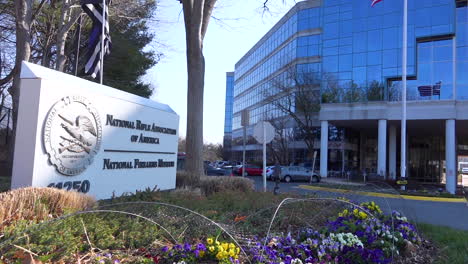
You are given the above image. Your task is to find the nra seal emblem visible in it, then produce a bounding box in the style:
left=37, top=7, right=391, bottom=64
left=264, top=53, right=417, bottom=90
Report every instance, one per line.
left=43, top=96, right=102, bottom=176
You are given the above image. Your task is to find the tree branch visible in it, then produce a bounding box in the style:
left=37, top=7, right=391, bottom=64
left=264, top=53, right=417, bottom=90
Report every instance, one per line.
left=0, top=65, right=16, bottom=86
left=30, top=0, right=47, bottom=23
left=201, top=0, right=216, bottom=40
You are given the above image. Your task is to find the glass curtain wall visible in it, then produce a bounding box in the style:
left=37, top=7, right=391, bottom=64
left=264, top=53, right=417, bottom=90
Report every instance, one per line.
left=320, top=0, right=456, bottom=103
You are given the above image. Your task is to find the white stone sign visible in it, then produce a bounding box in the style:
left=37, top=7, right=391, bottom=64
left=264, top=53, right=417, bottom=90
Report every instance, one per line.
left=11, top=62, right=179, bottom=199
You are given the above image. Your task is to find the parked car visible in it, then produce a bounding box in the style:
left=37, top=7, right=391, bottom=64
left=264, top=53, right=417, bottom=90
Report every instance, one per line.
left=280, top=166, right=320, bottom=183
left=205, top=164, right=230, bottom=176
left=266, top=166, right=274, bottom=180
left=236, top=164, right=263, bottom=176
left=214, top=160, right=229, bottom=168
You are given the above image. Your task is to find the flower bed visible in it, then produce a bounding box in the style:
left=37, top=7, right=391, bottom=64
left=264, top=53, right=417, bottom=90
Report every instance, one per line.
left=0, top=194, right=429, bottom=264
left=105, top=201, right=423, bottom=264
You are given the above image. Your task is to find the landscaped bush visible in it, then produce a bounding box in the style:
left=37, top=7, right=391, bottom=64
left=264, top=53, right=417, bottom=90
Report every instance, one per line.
left=176, top=172, right=254, bottom=196
left=0, top=187, right=95, bottom=229
left=176, top=171, right=199, bottom=188
left=199, top=176, right=254, bottom=196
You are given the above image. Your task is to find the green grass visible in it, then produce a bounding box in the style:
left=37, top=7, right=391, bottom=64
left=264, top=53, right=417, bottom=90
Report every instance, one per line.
left=418, top=223, right=468, bottom=264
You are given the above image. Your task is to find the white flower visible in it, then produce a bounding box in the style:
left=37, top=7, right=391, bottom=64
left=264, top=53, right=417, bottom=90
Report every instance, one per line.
left=328, top=233, right=364, bottom=249
left=291, top=259, right=303, bottom=264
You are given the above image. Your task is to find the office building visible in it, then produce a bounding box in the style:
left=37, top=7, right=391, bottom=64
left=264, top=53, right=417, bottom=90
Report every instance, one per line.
left=223, top=72, right=235, bottom=160
left=225, top=0, right=468, bottom=193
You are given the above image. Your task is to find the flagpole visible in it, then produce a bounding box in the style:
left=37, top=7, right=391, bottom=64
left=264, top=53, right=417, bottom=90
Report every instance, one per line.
left=401, top=0, right=408, bottom=190
left=100, top=0, right=105, bottom=84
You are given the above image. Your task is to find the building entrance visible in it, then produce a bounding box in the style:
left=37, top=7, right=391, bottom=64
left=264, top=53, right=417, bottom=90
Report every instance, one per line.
left=408, top=136, right=443, bottom=183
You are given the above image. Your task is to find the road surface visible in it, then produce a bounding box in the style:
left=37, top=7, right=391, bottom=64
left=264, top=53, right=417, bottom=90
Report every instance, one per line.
left=245, top=176, right=468, bottom=230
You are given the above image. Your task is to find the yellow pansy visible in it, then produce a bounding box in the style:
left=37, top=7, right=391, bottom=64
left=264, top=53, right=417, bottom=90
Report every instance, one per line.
left=222, top=243, right=228, bottom=251
left=208, top=246, right=215, bottom=252
left=359, top=211, right=368, bottom=219
left=207, top=238, right=214, bottom=245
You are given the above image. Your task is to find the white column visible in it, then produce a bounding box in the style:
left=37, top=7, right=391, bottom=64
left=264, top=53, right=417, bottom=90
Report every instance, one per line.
left=320, top=121, right=328, bottom=178
left=389, top=125, right=397, bottom=180
left=378, top=120, right=387, bottom=179
left=446, top=120, right=456, bottom=194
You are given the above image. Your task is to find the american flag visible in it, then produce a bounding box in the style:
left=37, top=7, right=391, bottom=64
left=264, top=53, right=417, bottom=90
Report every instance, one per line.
left=81, top=0, right=112, bottom=79
left=371, top=0, right=383, bottom=7
left=432, top=81, right=441, bottom=96
left=418, top=81, right=442, bottom=97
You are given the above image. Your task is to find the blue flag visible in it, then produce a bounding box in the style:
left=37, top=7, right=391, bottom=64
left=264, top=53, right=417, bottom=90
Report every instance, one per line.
left=81, top=0, right=112, bottom=78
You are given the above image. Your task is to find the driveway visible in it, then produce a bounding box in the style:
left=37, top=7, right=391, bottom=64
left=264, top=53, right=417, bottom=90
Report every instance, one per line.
left=245, top=176, right=468, bottom=230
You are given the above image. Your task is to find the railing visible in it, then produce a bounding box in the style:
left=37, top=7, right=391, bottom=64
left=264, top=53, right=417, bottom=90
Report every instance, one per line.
left=0, top=106, right=12, bottom=145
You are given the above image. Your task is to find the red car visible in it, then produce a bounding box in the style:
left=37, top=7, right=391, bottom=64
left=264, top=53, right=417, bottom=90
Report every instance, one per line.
left=236, top=165, right=263, bottom=176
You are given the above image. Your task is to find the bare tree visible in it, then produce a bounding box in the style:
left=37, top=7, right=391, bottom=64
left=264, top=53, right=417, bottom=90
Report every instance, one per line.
left=263, top=64, right=321, bottom=161
left=342, top=80, right=363, bottom=103
left=9, top=0, right=34, bottom=163
left=321, top=73, right=342, bottom=103
left=175, top=0, right=292, bottom=181
left=4, top=0, right=160, bottom=173
left=55, top=0, right=82, bottom=71
left=178, top=136, right=223, bottom=162
left=177, top=0, right=217, bottom=180
left=365, top=80, right=385, bottom=101
left=203, top=143, right=223, bottom=162
left=265, top=115, right=293, bottom=165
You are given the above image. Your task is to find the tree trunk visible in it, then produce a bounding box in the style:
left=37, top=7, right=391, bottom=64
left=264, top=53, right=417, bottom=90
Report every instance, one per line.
left=184, top=20, right=205, bottom=181
left=9, top=0, right=33, bottom=172
left=56, top=0, right=73, bottom=72
left=180, top=0, right=216, bottom=183
left=56, top=30, right=68, bottom=71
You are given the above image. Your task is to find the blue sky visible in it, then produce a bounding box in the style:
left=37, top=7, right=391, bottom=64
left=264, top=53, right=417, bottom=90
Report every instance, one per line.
left=145, top=0, right=298, bottom=144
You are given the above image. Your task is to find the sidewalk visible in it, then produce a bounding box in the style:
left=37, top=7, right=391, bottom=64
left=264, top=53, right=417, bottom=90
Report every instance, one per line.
left=321, top=177, right=366, bottom=186
left=299, top=184, right=467, bottom=203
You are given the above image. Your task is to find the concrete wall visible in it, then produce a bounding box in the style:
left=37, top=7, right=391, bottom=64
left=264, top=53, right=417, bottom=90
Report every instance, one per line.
left=320, top=101, right=468, bottom=121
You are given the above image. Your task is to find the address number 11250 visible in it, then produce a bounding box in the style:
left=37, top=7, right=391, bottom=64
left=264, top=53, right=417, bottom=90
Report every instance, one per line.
left=47, top=180, right=90, bottom=193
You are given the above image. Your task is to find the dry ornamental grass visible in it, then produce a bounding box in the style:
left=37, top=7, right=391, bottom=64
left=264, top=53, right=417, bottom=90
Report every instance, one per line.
left=0, top=187, right=95, bottom=230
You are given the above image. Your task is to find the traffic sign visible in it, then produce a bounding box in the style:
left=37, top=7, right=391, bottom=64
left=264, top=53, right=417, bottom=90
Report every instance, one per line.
left=253, top=121, right=275, bottom=144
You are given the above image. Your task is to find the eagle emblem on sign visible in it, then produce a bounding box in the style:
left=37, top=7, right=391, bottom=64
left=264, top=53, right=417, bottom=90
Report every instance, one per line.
left=43, top=96, right=102, bottom=176
left=59, top=114, right=97, bottom=154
